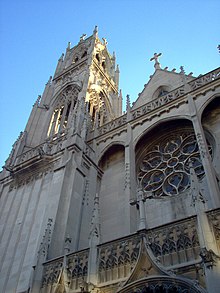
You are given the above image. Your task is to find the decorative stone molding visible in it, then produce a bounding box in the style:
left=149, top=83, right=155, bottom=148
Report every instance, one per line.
left=8, top=164, right=53, bottom=191
left=199, top=247, right=219, bottom=269
left=146, top=218, right=200, bottom=266
left=94, top=67, right=220, bottom=137
left=124, top=162, right=130, bottom=190
left=42, top=249, right=89, bottom=289
left=41, top=217, right=205, bottom=290
left=42, top=259, right=63, bottom=287
left=98, top=114, right=127, bottom=136
left=207, top=208, right=220, bottom=248
left=189, top=67, right=220, bottom=90
left=39, top=218, right=53, bottom=258
left=98, top=236, right=140, bottom=283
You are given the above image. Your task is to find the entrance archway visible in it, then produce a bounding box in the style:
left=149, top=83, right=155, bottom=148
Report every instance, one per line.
left=118, top=276, right=206, bottom=293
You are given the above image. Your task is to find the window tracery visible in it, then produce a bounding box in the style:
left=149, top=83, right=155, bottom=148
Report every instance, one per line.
left=47, top=85, right=79, bottom=137
left=88, top=91, right=108, bottom=127
left=137, top=129, right=212, bottom=197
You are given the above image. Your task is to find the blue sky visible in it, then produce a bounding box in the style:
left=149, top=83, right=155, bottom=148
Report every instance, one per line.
left=0, top=0, right=219, bottom=168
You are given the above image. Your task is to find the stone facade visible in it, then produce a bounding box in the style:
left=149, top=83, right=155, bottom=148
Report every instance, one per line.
left=0, top=27, right=220, bottom=293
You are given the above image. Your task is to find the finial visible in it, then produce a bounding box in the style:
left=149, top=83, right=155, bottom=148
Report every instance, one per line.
left=93, top=25, right=98, bottom=34
left=126, top=94, right=131, bottom=111
left=150, top=52, right=162, bottom=70
left=58, top=53, right=64, bottom=61
left=80, top=33, right=87, bottom=42
left=46, top=76, right=52, bottom=85
left=64, top=234, right=72, bottom=254
left=180, top=66, right=185, bottom=75
left=67, top=41, right=71, bottom=50
left=180, top=66, right=189, bottom=86
left=218, top=44, right=220, bottom=54
left=34, top=95, right=41, bottom=107
left=102, top=37, right=108, bottom=46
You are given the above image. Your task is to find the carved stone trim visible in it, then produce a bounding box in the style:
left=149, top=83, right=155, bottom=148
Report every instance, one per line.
left=146, top=218, right=200, bottom=266
left=207, top=208, right=220, bottom=249
left=94, top=67, right=220, bottom=137
left=42, top=249, right=89, bottom=289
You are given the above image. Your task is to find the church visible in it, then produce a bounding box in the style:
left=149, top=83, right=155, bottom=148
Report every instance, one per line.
left=0, top=27, right=220, bottom=293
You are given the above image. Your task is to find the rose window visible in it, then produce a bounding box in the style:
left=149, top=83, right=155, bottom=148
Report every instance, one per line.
left=137, top=130, right=212, bottom=197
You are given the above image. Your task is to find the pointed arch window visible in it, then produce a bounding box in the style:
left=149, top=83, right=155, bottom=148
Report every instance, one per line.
left=47, top=85, right=79, bottom=137
left=88, top=91, right=108, bottom=128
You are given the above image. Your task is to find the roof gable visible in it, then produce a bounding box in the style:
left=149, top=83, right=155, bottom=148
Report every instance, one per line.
left=132, top=68, right=195, bottom=110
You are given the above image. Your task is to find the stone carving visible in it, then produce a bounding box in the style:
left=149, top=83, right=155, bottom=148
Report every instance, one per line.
left=125, top=279, right=203, bottom=293
left=4, top=131, right=25, bottom=168
left=147, top=219, right=200, bottom=266
left=95, top=67, right=220, bottom=136
left=207, top=209, right=220, bottom=248
left=199, top=247, right=219, bottom=269
left=33, top=95, right=41, bottom=107
left=196, top=132, right=210, bottom=159
left=126, top=94, right=131, bottom=112
left=42, top=259, right=63, bottom=286
left=64, top=234, right=72, bottom=254
left=54, top=63, right=86, bottom=86
left=47, top=84, right=81, bottom=137
left=138, top=129, right=212, bottom=197
left=132, top=88, right=185, bottom=120
left=98, top=114, right=127, bottom=135
left=9, top=164, right=53, bottom=191
left=188, top=160, right=207, bottom=207
left=41, top=217, right=203, bottom=289
left=98, top=236, right=140, bottom=283
left=189, top=67, right=220, bottom=90
left=68, top=251, right=88, bottom=279
left=83, top=179, right=90, bottom=206
left=150, top=52, right=162, bottom=69
left=80, top=33, right=87, bottom=42
left=42, top=250, right=89, bottom=289
left=39, top=218, right=53, bottom=258
left=124, top=162, right=130, bottom=190
left=16, top=141, right=53, bottom=165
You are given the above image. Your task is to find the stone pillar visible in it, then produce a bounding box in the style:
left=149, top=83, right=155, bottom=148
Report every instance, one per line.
left=188, top=95, right=220, bottom=207
left=189, top=164, right=220, bottom=292
left=87, top=194, right=100, bottom=289
left=124, top=123, right=137, bottom=233
left=30, top=219, right=53, bottom=293
left=137, top=187, right=147, bottom=230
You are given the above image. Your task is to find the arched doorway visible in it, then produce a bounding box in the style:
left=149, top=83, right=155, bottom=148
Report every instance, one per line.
left=119, top=276, right=207, bottom=293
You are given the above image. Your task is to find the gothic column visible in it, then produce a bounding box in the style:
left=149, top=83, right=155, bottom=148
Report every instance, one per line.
left=124, top=123, right=137, bottom=233
left=59, top=103, right=68, bottom=132
left=30, top=219, right=53, bottom=293
left=189, top=164, right=220, bottom=293
left=137, top=187, right=147, bottom=230
left=188, top=94, right=220, bottom=207
left=87, top=194, right=100, bottom=289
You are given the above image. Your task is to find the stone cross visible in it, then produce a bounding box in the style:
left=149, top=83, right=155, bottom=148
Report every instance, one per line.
left=150, top=52, right=162, bottom=69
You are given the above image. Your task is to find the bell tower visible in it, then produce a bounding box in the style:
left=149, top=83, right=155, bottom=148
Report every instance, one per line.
left=5, top=26, right=122, bottom=166
left=0, top=27, right=123, bottom=292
